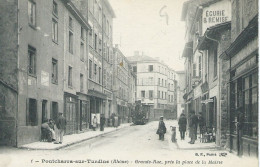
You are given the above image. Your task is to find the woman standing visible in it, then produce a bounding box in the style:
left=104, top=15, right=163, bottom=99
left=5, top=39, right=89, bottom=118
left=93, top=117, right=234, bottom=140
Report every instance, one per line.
left=178, top=113, right=187, bottom=140
left=92, top=115, right=97, bottom=131
left=157, top=116, right=166, bottom=141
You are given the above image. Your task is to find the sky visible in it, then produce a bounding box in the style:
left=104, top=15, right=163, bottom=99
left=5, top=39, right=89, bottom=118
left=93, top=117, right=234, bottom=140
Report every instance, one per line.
left=109, top=0, right=186, bottom=71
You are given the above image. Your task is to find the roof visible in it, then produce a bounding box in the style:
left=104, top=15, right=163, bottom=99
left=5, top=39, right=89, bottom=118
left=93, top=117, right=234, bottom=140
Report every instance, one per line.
left=104, top=0, right=116, bottom=18
left=220, top=15, right=258, bottom=60
left=197, top=21, right=231, bottom=50
left=127, top=55, right=156, bottom=63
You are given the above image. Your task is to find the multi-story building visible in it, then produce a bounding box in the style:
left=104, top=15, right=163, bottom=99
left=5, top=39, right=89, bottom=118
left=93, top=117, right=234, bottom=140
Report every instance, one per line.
left=0, top=0, right=90, bottom=146
left=86, top=0, right=115, bottom=126
left=113, top=45, right=136, bottom=124
left=128, top=51, right=178, bottom=120
left=176, top=71, right=185, bottom=118
left=220, top=0, right=258, bottom=157
left=181, top=0, right=258, bottom=157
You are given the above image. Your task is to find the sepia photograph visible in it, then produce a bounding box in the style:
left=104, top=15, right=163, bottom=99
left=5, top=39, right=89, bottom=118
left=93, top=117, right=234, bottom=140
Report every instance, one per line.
left=0, top=0, right=258, bottom=166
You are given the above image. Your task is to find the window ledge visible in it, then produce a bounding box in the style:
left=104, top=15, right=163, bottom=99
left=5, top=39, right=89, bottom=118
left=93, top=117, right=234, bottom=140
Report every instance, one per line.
left=52, top=40, right=58, bottom=45
left=28, top=73, right=37, bottom=78
left=29, top=23, right=37, bottom=30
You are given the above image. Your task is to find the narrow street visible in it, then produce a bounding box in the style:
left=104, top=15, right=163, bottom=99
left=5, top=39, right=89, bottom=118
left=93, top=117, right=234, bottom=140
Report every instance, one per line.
left=1, top=120, right=257, bottom=167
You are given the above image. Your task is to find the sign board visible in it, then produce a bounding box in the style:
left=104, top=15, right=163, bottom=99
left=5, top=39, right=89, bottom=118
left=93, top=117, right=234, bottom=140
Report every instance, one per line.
left=41, top=71, right=49, bottom=86
left=202, top=0, right=231, bottom=34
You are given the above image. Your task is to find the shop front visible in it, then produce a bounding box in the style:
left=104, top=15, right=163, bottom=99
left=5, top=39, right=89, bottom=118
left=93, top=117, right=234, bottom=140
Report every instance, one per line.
left=64, top=92, right=78, bottom=135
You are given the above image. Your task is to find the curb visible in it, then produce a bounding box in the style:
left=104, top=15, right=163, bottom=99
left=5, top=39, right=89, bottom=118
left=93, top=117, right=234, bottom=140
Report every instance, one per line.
left=19, top=124, right=132, bottom=151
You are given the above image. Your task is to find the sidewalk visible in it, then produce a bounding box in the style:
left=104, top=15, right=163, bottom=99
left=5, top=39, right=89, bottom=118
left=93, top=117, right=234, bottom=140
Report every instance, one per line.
left=19, top=123, right=132, bottom=150
left=166, top=121, right=216, bottom=150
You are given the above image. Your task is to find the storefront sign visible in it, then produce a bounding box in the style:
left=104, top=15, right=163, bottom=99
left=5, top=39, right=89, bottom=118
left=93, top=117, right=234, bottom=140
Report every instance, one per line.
left=202, top=0, right=231, bottom=34
left=235, top=56, right=257, bottom=77
left=41, top=71, right=49, bottom=86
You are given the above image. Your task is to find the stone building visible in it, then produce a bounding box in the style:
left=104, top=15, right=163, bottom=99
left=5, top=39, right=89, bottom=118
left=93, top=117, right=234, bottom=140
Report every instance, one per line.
left=127, top=51, right=178, bottom=120
left=176, top=71, right=185, bottom=118
left=0, top=0, right=90, bottom=146
left=181, top=0, right=258, bottom=157
left=113, top=45, right=136, bottom=124
left=220, top=0, right=258, bottom=157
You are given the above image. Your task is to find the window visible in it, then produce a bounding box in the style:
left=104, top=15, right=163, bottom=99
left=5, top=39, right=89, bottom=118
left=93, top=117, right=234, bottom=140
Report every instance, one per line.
left=27, top=98, right=37, bottom=126
left=99, top=39, right=102, bottom=53
left=171, top=95, right=173, bottom=102
left=133, top=66, right=137, bottom=72
left=68, top=66, right=72, bottom=87
left=168, top=95, right=170, bottom=102
left=193, top=63, right=196, bottom=77
left=158, top=78, right=160, bottom=85
left=80, top=42, right=84, bottom=61
left=89, top=60, right=92, bottom=79
left=165, top=80, right=167, bottom=87
left=52, top=19, right=58, bottom=43
left=52, top=58, right=58, bottom=84
left=165, top=92, right=167, bottom=99
left=81, top=27, right=84, bottom=40
left=94, top=64, right=97, bottom=75
left=28, top=46, right=36, bottom=75
left=52, top=0, right=58, bottom=16
left=69, top=31, right=73, bottom=53
left=162, top=79, right=164, bottom=86
left=148, top=90, right=153, bottom=100
left=80, top=74, right=83, bottom=92
left=98, top=67, right=101, bottom=84
left=94, top=34, right=97, bottom=51
left=149, top=65, right=153, bottom=72
left=243, top=72, right=258, bottom=138
left=28, top=0, right=36, bottom=27
left=89, top=29, right=93, bottom=47
left=69, top=16, right=73, bottom=30
left=158, top=91, right=160, bottom=98
left=42, top=100, right=47, bottom=123
left=213, top=48, right=218, bottom=77
left=199, top=56, right=202, bottom=77
left=141, top=91, right=145, bottom=98
left=162, top=91, right=163, bottom=99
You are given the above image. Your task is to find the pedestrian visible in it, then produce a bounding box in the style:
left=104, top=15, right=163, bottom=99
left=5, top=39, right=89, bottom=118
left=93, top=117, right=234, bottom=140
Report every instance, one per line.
left=112, top=114, right=115, bottom=127
left=156, top=116, right=166, bottom=141
left=54, top=112, right=66, bottom=144
left=100, top=114, right=106, bottom=131
left=178, top=113, right=187, bottom=140
left=188, top=110, right=198, bottom=144
left=41, top=119, right=56, bottom=142
left=92, top=115, right=97, bottom=131
left=198, top=112, right=205, bottom=138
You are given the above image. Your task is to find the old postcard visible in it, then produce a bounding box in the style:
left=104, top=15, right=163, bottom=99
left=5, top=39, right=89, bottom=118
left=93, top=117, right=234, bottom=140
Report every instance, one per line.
left=0, top=0, right=258, bottom=166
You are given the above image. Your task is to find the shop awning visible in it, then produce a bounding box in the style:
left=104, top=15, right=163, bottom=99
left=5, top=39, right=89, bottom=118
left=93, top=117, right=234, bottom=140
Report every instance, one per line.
left=197, top=21, right=231, bottom=50
left=87, top=89, right=107, bottom=99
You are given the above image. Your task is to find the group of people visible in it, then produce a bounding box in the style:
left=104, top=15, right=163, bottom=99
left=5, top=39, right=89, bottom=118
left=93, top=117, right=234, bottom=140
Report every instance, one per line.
left=92, top=114, right=106, bottom=131
left=178, top=111, right=205, bottom=144
left=41, top=112, right=67, bottom=144
left=156, top=111, right=205, bottom=144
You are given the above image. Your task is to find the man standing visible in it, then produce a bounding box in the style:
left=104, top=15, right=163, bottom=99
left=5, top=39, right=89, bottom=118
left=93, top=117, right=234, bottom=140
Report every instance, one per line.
left=178, top=113, right=187, bottom=140
left=157, top=116, right=166, bottom=141
left=54, top=112, right=66, bottom=144
left=189, top=110, right=198, bottom=144
left=92, top=115, right=97, bottom=131
left=100, top=114, right=106, bottom=131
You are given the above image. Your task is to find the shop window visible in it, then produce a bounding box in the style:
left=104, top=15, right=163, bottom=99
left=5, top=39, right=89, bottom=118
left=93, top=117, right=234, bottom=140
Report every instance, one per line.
left=243, top=72, right=258, bottom=138
left=27, top=98, right=37, bottom=126
left=42, top=100, right=47, bottom=123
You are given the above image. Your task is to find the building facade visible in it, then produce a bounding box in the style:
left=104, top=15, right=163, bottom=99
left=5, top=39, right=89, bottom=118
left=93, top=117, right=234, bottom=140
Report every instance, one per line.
left=0, top=0, right=90, bottom=146
left=128, top=51, right=178, bottom=120
left=181, top=0, right=258, bottom=157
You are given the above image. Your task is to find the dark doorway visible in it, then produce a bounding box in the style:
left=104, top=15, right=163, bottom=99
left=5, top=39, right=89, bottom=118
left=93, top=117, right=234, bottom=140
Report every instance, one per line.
left=51, top=102, right=58, bottom=123
left=42, top=100, right=47, bottom=123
